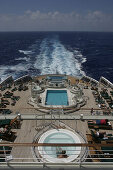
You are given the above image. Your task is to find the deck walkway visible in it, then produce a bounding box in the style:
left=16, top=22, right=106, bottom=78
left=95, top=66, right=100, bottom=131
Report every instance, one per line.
left=0, top=114, right=113, bottom=120
left=10, top=118, right=88, bottom=162
left=1, top=75, right=113, bottom=164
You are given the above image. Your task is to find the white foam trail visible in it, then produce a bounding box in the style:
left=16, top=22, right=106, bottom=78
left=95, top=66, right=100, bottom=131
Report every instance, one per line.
left=0, top=64, right=28, bottom=72
left=15, top=57, right=30, bottom=62
left=19, top=50, right=34, bottom=55
left=9, top=64, right=28, bottom=71
left=74, top=50, right=87, bottom=63
left=0, top=35, right=86, bottom=82
left=0, top=47, right=36, bottom=82
left=0, top=63, right=30, bottom=82
left=82, top=58, right=87, bottom=63
left=0, top=67, right=8, bottom=82
left=34, top=37, right=86, bottom=77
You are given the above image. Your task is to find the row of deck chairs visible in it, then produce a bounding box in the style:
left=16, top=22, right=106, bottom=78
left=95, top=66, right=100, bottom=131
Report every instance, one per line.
left=11, top=84, right=28, bottom=92
left=91, top=88, right=107, bottom=111
left=0, top=116, right=21, bottom=141
left=87, top=120, right=113, bottom=162
left=0, top=90, right=20, bottom=110
left=0, top=83, right=13, bottom=91
left=100, top=90, right=113, bottom=109
left=0, top=116, right=21, bottom=162
left=0, top=109, right=12, bottom=115
left=86, top=132, right=113, bottom=162
left=0, top=116, right=21, bottom=128
left=88, top=121, right=112, bottom=130
left=90, top=130, right=113, bottom=143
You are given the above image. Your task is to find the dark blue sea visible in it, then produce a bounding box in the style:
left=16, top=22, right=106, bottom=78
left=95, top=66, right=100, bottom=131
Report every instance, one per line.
left=0, top=31, right=113, bottom=82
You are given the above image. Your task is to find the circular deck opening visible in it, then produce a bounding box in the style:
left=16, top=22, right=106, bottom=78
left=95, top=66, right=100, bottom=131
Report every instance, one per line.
left=37, top=129, right=81, bottom=163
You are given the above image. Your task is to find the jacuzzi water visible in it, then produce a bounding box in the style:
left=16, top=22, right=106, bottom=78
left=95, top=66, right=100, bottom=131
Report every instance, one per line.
left=45, top=90, right=68, bottom=105
left=38, top=129, right=81, bottom=163
left=43, top=132, right=76, bottom=158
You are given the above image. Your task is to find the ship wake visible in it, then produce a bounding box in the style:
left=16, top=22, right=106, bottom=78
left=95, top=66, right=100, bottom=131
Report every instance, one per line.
left=0, top=35, right=86, bottom=81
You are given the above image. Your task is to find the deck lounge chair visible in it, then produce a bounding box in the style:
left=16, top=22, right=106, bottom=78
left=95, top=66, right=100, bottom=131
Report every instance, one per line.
left=91, top=130, right=113, bottom=144
left=0, top=119, right=11, bottom=127
left=0, top=116, right=20, bottom=129
left=11, top=87, right=17, bottom=92
left=90, top=130, right=113, bottom=143
left=88, top=122, right=112, bottom=130
left=3, top=91, right=13, bottom=98
left=2, top=109, right=12, bottom=115
left=99, top=146, right=113, bottom=162
left=100, top=136, right=113, bottom=143
left=0, top=132, right=15, bottom=142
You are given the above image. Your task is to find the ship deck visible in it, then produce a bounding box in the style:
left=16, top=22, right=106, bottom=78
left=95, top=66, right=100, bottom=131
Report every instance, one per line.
left=0, top=75, right=102, bottom=114
left=0, top=74, right=113, bottom=164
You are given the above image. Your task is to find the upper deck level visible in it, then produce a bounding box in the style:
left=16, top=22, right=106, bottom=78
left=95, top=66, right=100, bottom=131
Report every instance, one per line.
left=0, top=74, right=113, bottom=168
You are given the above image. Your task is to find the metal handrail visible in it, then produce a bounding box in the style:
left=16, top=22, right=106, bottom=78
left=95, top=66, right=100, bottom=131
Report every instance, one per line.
left=0, top=144, right=113, bottom=168
left=0, top=143, right=113, bottom=147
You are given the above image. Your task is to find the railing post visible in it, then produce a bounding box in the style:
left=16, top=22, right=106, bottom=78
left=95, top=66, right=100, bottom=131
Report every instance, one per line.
left=17, top=113, right=21, bottom=121
left=76, top=119, right=78, bottom=133
left=73, top=117, right=78, bottom=133
left=79, top=150, right=82, bottom=168
left=3, top=146, right=8, bottom=166
left=43, top=158, right=46, bottom=168
left=80, top=114, right=83, bottom=120
left=59, top=112, right=60, bottom=127
left=42, top=148, right=46, bottom=168
left=51, top=109, right=52, bottom=124
left=44, top=114, right=45, bottom=128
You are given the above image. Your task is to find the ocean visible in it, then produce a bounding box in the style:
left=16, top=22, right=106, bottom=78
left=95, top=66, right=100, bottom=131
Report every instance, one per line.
left=0, top=31, right=113, bottom=82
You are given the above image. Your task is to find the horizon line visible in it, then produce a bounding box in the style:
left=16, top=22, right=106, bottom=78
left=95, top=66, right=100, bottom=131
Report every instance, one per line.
left=0, top=30, right=113, bottom=33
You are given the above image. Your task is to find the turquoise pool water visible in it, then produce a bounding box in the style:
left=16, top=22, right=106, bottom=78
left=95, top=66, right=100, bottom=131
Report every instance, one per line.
left=43, top=132, right=76, bottom=158
left=47, top=76, right=66, bottom=80
left=45, top=90, right=68, bottom=105
left=47, top=76, right=67, bottom=81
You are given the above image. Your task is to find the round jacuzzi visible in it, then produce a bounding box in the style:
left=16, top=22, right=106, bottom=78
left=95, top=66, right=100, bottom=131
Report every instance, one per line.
left=37, top=129, right=81, bottom=163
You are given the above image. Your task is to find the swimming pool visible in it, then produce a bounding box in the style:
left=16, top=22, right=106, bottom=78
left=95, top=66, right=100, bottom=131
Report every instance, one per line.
left=38, top=129, right=81, bottom=163
left=47, top=76, right=67, bottom=81
left=45, top=90, right=68, bottom=105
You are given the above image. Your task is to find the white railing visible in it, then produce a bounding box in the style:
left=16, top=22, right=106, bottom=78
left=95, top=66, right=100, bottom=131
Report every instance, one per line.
left=0, top=143, right=113, bottom=168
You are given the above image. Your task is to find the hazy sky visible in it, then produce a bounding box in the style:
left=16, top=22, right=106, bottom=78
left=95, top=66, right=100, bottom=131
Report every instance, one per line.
left=0, top=0, right=113, bottom=31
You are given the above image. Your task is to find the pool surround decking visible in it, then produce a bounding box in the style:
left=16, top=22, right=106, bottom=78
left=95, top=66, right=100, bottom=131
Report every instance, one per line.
left=40, top=88, right=76, bottom=107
